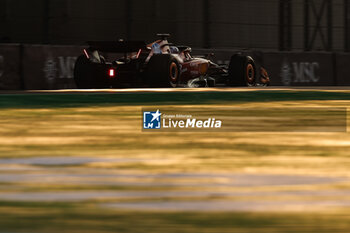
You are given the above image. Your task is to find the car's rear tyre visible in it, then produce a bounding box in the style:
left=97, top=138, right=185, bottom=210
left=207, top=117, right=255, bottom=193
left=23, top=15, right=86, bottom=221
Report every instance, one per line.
left=74, top=55, right=96, bottom=89
left=74, top=55, right=110, bottom=89
left=228, top=55, right=256, bottom=86
left=147, top=54, right=180, bottom=87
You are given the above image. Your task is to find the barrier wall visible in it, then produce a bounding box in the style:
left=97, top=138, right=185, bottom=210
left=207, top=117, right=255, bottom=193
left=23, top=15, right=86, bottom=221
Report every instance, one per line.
left=0, top=44, right=350, bottom=90
left=0, top=44, right=22, bottom=90
left=335, top=53, right=350, bottom=86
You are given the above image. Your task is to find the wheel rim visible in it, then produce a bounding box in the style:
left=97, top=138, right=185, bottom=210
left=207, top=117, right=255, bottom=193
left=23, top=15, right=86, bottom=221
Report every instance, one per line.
left=260, top=67, right=270, bottom=84
left=246, top=63, right=255, bottom=84
left=169, top=62, right=178, bottom=84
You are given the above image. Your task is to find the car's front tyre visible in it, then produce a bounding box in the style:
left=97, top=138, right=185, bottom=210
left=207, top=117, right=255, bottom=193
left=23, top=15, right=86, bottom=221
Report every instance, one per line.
left=228, top=55, right=256, bottom=86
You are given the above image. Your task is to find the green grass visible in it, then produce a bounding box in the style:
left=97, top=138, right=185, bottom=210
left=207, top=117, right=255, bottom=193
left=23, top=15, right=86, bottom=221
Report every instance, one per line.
left=1, top=90, right=350, bottom=109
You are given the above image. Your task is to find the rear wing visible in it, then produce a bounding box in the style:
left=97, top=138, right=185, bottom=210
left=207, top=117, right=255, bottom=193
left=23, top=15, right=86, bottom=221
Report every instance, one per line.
left=87, top=41, right=147, bottom=53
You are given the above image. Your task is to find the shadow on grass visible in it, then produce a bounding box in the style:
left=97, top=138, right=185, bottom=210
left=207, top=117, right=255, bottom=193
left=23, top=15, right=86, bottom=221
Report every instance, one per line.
left=0, top=201, right=350, bottom=233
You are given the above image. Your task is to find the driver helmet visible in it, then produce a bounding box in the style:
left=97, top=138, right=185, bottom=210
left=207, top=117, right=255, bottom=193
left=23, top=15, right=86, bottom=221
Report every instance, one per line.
left=170, top=46, right=179, bottom=54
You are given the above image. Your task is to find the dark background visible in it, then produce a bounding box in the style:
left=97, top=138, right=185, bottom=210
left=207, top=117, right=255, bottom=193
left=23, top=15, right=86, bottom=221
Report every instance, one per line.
left=0, top=0, right=349, bottom=51
left=1, top=0, right=350, bottom=90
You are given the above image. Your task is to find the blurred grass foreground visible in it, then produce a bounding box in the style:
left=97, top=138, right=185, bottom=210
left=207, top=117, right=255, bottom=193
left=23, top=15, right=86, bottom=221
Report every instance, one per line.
left=1, top=89, right=350, bottom=232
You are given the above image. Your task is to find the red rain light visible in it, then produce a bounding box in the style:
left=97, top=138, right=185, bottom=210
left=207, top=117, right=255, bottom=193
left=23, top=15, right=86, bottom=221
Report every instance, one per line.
left=109, top=69, right=115, bottom=77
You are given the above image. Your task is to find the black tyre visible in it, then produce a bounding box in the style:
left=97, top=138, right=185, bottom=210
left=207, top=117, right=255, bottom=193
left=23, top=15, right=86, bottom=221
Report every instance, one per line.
left=147, top=54, right=180, bottom=87
left=228, top=55, right=256, bottom=86
left=74, top=55, right=96, bottom=89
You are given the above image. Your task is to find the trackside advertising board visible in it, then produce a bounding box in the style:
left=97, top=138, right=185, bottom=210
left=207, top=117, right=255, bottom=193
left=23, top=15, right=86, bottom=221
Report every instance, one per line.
left=22, top=45, right=82, bottom=90
left=263, top=52, right=335, bottom=86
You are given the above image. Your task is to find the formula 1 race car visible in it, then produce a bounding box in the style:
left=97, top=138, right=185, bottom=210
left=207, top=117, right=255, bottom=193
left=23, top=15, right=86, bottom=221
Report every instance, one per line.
left=74, top=34, right=270, bottom=88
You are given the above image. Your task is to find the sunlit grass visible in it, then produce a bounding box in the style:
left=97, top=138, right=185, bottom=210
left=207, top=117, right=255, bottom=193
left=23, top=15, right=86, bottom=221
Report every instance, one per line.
left=0, top=103, right=349, bottom=175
